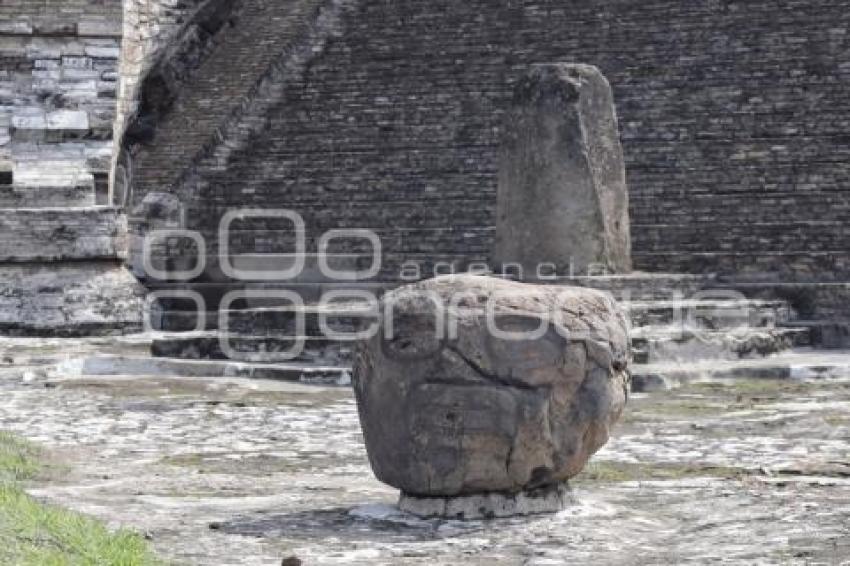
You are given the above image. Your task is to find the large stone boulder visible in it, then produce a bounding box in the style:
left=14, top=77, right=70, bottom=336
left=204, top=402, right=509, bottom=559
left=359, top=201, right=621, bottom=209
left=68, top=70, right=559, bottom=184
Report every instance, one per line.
left=353, top=275, right=630, bottom=518
left=494, top=63, right=632, bottom=276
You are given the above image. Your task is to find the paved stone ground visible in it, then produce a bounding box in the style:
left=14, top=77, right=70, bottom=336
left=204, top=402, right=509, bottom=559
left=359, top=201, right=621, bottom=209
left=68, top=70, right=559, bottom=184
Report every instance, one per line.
left=0, top=339, right=849, bottom=565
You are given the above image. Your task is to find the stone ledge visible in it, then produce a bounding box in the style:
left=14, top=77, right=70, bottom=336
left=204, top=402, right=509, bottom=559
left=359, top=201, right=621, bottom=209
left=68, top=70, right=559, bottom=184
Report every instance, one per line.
left=0, top=184, right=95, bottom=208
left=631, top=348, right=850, bottom=391
left=0, top=261, right=144, bottom=337
left=0, top=206, right=125, bottom=262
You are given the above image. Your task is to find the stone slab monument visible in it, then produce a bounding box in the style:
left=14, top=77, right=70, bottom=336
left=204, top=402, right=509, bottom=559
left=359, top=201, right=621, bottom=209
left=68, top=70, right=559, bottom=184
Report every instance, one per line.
left=494, top=63, right=632, bottom=277
left=353, top=275, right=630, bottom=519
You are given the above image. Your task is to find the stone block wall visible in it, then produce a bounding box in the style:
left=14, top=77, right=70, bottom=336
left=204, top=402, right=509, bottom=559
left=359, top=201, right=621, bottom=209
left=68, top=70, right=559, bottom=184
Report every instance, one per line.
left=121, top=0, right=850, bottom=283
left=112, top=0, right=207, bottom=197
left=0, top=206, right=126, bottom=262
left=0, top=0, right=122, bottom=191
left=0, top=261, right=144, bottom=336
left=0, top=2, right=146, bottom=338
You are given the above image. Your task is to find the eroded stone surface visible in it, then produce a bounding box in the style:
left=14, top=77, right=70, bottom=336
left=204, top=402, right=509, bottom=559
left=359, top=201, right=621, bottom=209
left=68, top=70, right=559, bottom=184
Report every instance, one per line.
left=494, top=63, right=632, bottom=275
left=353, top=275, right=630, bottom=499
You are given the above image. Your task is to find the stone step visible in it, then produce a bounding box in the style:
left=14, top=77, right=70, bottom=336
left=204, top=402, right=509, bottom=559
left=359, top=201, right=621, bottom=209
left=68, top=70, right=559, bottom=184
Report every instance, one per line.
left=634, top=250, right=846, bottom=281
left=150, top=332, right=353, bottom=365
left=0, top=206, right=125, bottom=262
left=0, top=183, right=95, bottom=207
left=631, top=349, right=850, bottom=393
left=632, top=220, right=850, bottom=254
left=630, top=190, right=850, bottom=225
left=148, top=323, right=808, bottom=370
left=150, top=297, right=791, bottom=335
left=10, top=109, right=95, bottom=142
left=134, top=251, right=378, bottom=283
left=143, top=281, right=393, bottom=309
left=134, top=248, right=494, bottom=284
left=57, top=347, right=850, bottom=393
left=185, top=226, right=494, bottom=254
left=631, top=327, right=808, bottom=364
left=150, top=304, right=371, bottom=333
left=0, top=334, right=153, bottom=367
left=711, top=279, right=850, bottom=320
left=10, top=162, right=94, bottom=189
left=55, top=355, right=351, bottom=386
left=781, top=320, right=850, bottom=349
left=554, top=273, right=716, bottom=301
left=0, top=261, right=144, bottom=337
left=145, top=274, right=714, bottom=301
left=625, top=298, right=792, bottom=330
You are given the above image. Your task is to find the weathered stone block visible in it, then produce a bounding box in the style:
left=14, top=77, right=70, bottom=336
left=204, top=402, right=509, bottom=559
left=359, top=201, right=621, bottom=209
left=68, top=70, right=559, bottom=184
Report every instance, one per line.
left=46, top=110, right=89, bottom=131
left=11, top=112, right=47, bottom=131
left=0, top=207, right=125, bottom=262
left=494, top=63, right=632, bottom=276
left=0, top=262, right=145, bottom=337
left=353, top=275, right=630, bottom=516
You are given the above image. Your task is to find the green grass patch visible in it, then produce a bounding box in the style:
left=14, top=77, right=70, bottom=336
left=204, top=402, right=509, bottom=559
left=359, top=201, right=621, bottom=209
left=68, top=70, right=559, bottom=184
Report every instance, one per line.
left=0, top=484, right=161, bottom=566
left=0, top=432, right=162, bottom=566
left=0, top=432, right=42, bottom=483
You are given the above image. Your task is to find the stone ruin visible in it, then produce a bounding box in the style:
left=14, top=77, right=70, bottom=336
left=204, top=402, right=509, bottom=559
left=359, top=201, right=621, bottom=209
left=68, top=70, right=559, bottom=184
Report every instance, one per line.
left=0, top=4, right=849, bottom=560
left=352, top=64, right=633, bottom=518
left=0, top=1, right=144, bottom=336
left=2, top=0, right=850, bottom=344
left=353, top=275, right=631, bottom=519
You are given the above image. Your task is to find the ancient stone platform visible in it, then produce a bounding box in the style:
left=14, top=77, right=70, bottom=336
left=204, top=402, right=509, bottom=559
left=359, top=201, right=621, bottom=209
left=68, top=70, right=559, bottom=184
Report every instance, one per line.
left=0, top=336, right=848, bottom=564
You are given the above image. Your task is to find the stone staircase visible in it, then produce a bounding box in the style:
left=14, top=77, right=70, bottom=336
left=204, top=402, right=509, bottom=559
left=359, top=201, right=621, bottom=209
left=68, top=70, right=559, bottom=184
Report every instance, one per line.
left=132, top=272, right=850, bottom=388
left=626, top=299, right=803, bottom=363
left=119, top=0, right=333, bottom=204
left=0, top=178, right=144, bottom=337
left=141, top=291, right=366, bottom=383
left=0, top=6, right=140, bottom=338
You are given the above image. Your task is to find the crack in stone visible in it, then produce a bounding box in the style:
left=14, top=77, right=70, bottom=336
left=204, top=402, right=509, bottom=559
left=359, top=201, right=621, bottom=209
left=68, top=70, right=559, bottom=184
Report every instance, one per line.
left=445, top=344, right=539, bottom=392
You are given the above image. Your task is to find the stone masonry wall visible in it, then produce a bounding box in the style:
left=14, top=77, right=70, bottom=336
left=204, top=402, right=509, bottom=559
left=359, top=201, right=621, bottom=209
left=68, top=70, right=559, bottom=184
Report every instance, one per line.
left=0, top=2, right=147, bottom=338
left=0, top=0, right=122, bottom=191
left=0, top=207, right=126, bottom=262
left=112, top=0, right=207, bottom=200
left=125, top=0, right=850, bottom=282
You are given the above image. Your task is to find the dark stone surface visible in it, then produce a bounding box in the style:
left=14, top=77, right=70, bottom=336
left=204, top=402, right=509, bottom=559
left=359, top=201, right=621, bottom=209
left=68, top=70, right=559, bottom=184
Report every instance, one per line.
left=123, top=0, right=850, bottom=281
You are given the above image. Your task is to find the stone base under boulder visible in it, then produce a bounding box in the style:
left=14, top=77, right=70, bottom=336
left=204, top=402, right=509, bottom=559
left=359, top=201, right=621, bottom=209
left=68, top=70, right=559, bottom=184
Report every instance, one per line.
left=398, top=483, right=573, bottom=520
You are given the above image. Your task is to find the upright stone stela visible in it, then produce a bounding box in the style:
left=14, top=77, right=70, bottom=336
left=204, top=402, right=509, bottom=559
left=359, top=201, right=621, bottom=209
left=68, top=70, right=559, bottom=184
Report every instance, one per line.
left=494, top=63, right=632, bottom=277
